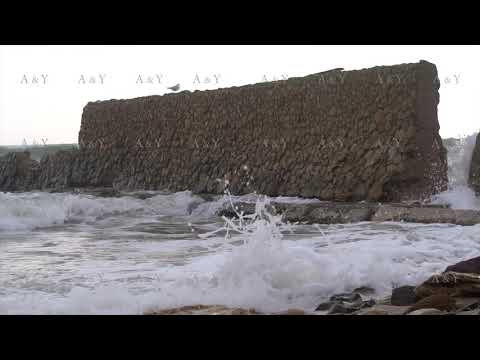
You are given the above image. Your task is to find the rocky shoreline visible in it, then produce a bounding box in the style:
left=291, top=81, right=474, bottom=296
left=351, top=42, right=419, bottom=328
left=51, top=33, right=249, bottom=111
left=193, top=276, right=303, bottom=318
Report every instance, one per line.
left=4, top=185, right=480, bottom=226
left=145, top=256, right=480, bottom=315
left=217, top=200, right=480, bottom=226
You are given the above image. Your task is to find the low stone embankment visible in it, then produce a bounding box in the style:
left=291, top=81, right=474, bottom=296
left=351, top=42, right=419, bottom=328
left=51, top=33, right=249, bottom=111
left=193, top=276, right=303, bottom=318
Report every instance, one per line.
left=217, top=201, right=480, bottom=226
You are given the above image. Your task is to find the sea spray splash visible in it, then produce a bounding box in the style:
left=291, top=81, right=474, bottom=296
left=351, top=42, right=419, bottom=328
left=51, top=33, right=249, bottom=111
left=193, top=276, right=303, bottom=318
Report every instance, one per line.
left=191, top=190, right=436, bottom=312
left=432, top=133, right=480, bottom=209
left=193, top=189, right=328, bottom=311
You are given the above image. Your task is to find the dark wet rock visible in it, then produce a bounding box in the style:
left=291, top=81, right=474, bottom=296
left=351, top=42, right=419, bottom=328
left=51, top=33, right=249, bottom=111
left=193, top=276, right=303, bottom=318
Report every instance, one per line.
left=330, top=292, right=362, bottom=303
left=372, top=205, right=480, bottom=226
left=361, top=299, right=376, bottom=308
left=315, top=302, right=335, bottom=311
left=405, top=294, right=456, bottom=314
left=217, top=202, right=257, bottom=218
left=391, top=285, right=418, bottom=306
left=455, top=297, right=480, bottom=312
left=325, top=299, right=376, bottom=315
left=218, top=201, right=379, bottom=224
left=445, top=256, right=480, bottom=275
left=327, top=303, right=358, bottom=314
left=120, top=191, right=162, bottom=200
left=217, top=201, right=480, bottom=226
left=353, top=286, right=376, bottom=296
left=357, top=294, right=480, bottom=316
left=469, top=133, right=480, bottom=195
left=75, top=187, right=123, bottom=197
left=415, top=271, right=480, bottom=299
left=196, top=193, right=220, bottom=202
left=315, top=289, right=376, bottom=314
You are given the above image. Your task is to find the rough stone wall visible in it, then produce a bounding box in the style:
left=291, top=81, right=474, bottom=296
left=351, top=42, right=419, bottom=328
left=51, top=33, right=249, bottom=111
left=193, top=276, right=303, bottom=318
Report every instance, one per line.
left=77, top=60, right=447, bottom=201
left=0, top=152, right=39, bottom=191
left=469, top=133, right=480, bottom=195
left=0, top=149, right=125, bottom=191
left=2, top=61, right=448, bottom=201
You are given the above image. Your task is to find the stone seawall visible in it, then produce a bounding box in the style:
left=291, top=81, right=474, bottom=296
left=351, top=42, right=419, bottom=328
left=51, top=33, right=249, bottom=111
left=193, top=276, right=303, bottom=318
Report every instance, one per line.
left=77, top=60, right=447, bottom=201
left=1, top=61, right=448, bottom=201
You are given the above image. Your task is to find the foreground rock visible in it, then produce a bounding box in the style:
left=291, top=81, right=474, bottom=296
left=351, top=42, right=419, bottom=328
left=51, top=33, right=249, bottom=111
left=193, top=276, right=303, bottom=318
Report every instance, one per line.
left=145, top=305, right=261, bottom=315
left=391, top=285, right=417, bottom=306
left=147, top=259, right=480, bottom=315
left=144, top=305, right=306, bottom=315
left=415, top=271, right=480, bottom=299
left=405, top=294, right=456, bottom=314
left=407, top=308, right=447, bottom=315
left=315, top=288, right=376, bottom=314
left=370, top=257, right=480, bottom=315
left=356, top=305, right=410, bottom=315
left=445, top=256, right=480, bottom=274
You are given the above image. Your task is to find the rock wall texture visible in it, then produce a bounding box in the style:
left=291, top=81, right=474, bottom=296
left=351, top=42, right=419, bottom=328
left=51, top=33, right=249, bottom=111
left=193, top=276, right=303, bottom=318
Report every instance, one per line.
left=469, top=133, right=480, bottom=195
left=0, top=152, right=40, bottom=191
left=1, top=60, right=448, bottom=201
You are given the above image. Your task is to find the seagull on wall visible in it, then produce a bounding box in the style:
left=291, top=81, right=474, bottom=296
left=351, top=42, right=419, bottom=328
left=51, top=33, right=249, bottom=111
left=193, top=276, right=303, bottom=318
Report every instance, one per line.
left=168, top=84, right=181, bottom=92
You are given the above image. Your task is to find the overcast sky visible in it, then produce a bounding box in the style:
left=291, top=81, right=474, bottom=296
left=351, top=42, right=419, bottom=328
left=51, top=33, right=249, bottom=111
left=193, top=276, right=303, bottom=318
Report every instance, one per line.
left=0, top=45, right=478, bottom=145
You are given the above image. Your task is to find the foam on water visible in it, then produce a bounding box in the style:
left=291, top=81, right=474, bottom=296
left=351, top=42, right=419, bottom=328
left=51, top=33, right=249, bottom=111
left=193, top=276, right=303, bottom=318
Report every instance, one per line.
left=1, top=191, right=480, bottom=314
left=0, top=190, right=321, bottom=232
left=0, top=191, right=206, bottom=231
left=1, top=222, right=480, bottom=314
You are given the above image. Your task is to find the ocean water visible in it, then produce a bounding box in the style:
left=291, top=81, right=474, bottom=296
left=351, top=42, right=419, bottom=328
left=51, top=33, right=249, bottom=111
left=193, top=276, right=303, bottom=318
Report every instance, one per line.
left=1, top=137, right=480, bottom=314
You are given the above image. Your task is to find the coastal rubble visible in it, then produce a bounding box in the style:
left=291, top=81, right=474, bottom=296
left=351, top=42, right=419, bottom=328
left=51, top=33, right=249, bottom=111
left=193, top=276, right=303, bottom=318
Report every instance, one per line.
left=145, top=257, right=480, bottom=315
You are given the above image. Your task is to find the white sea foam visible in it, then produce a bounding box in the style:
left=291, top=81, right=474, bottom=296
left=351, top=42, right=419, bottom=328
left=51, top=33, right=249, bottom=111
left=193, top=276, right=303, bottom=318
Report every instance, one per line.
left=0, top=190, right=321, bottom=232
left=1, top=192, right=480, bottom=314
left=1, top=221, right=479, bottom=314
left=0, top=191, right=206, bottom=231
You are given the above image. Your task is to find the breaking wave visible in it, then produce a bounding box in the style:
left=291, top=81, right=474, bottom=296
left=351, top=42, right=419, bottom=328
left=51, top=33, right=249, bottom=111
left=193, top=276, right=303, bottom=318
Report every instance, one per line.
left=0, top=191, right=205, bottom=231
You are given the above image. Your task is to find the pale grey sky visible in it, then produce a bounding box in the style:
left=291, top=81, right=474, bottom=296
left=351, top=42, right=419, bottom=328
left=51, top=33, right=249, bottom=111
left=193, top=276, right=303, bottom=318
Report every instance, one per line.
left=0, top=45, right=478, bottom=145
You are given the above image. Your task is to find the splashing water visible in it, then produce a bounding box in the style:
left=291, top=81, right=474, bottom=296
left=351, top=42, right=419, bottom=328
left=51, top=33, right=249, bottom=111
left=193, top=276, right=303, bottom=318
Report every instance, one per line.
left=1, top=188, right=480, bottom=314
left=431, top=133, right=480, bottom=209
